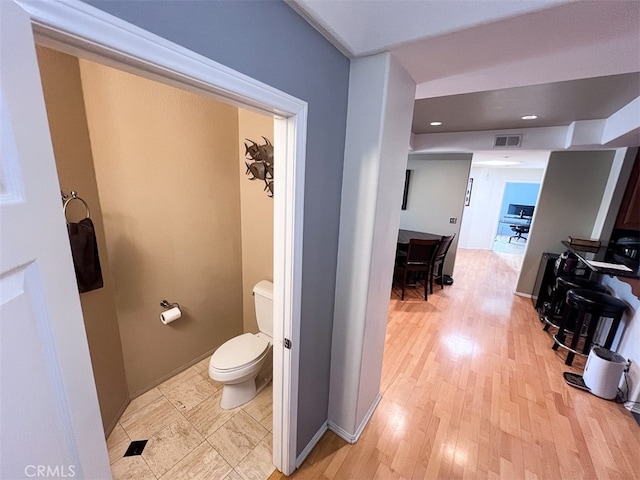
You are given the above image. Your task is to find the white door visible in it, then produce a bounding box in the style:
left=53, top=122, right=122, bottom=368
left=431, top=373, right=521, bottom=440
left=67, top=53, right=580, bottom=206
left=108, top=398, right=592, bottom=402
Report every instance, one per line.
left=0, top=2, right=110, bottom=478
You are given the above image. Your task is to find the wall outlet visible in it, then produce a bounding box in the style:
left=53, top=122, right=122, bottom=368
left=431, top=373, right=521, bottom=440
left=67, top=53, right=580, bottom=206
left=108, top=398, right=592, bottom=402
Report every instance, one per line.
left=449, top=217, right=457, bottom=224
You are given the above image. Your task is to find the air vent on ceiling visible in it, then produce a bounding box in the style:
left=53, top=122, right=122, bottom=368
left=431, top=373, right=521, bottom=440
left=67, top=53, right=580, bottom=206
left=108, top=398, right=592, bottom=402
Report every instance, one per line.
left=494, top=134, right=522, bottom=148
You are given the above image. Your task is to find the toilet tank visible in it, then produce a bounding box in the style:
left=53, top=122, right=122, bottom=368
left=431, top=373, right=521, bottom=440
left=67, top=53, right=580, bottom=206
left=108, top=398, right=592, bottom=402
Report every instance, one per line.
left=253, top=280, right=273, bottom=338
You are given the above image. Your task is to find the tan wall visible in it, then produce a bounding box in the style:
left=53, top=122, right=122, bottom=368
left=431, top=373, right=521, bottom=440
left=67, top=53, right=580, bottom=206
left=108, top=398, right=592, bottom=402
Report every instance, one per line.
left=36, top=47, right=129, bottom=434
left=238, top=111, right=274, bottom=333
left=79, top=60, right=244, bottom=395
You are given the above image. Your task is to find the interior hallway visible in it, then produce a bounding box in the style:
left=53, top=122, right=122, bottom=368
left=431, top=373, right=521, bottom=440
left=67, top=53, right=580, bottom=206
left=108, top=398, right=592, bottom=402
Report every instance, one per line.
left=272, top=249, right=639, bottom=478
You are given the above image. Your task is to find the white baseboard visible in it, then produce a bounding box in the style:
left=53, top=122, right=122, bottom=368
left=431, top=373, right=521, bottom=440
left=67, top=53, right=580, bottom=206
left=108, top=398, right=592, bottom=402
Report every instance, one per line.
left=328, top=393, right=381, bottom=444
left=295, top=421, right=328, bottom=469
left=622, top=362, right=640, bottom=413
left=514, top=291, right=532, bottom=298
left=625, top=402, right=640, bottom=414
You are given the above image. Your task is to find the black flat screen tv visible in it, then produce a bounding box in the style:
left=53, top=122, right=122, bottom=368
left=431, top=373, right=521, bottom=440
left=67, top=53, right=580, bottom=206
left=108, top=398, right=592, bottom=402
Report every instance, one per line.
left=508, top=204, right=535, bottom=217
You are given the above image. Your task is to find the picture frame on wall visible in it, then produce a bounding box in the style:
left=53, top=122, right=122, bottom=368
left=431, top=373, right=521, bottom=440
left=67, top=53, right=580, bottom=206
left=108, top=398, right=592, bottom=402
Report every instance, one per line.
left=465, top=177, right=473, bottom=206
left=401, top=170, right=411, bottom=210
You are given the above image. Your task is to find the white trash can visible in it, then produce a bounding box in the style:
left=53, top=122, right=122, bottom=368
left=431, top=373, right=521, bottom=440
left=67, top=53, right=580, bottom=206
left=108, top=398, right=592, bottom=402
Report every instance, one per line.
left=583, top=347, right=627, bottom=400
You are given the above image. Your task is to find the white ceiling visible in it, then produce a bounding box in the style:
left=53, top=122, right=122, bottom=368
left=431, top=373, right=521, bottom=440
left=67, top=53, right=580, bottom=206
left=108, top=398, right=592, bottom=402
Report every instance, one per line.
left=289, top=0, right=568, bottom=59
left=289, top=0, right=640, bottom=168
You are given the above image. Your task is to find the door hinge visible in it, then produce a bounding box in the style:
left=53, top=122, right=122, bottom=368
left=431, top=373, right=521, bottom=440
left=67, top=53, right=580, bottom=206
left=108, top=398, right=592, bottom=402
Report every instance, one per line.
left=284, top=338, right=292, bottom=349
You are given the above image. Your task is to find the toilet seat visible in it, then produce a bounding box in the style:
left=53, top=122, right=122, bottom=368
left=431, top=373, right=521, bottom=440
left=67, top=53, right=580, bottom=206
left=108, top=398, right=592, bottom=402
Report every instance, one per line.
left=210, top=333, right=269, bottom=371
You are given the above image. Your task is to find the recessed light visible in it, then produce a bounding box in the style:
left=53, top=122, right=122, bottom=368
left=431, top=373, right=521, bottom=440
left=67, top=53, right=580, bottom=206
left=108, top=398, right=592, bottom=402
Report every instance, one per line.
left=475, top=160, right=522, bottom=166
left=521, top=115, right=538, bottom=120
left=430, top=121, right=443, bottom=126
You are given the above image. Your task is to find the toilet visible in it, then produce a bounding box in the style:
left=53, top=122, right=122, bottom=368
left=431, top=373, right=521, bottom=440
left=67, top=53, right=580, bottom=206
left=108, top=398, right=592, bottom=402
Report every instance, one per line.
left=209, top=280, right=273, bottom=409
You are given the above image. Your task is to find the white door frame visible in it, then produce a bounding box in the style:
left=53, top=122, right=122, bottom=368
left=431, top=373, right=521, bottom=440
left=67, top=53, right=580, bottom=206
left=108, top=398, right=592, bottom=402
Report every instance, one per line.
left=16, top=0, right=305, bottom=475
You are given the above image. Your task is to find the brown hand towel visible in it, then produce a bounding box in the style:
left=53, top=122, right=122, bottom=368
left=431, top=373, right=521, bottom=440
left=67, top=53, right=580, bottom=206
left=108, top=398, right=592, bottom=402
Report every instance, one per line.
left=67, top=217, right=103, bottom=293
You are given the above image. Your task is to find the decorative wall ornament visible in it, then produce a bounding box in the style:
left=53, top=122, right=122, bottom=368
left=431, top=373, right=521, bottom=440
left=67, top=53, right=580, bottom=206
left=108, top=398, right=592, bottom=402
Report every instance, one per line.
left=244, top=136, right=274, bottom=197
left=465, top=177, right=473, bottom=206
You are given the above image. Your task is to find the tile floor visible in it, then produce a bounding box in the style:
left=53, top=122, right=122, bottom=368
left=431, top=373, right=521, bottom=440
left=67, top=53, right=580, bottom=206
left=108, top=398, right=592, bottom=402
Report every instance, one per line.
left=107, top=357, right=275, bottom=480
left=493, top=233, right=527, bottom=255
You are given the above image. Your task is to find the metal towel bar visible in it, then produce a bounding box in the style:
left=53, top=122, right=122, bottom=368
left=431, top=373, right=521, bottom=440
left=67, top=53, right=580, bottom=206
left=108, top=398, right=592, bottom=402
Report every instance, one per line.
left=62, top=191, right=90, bottom=222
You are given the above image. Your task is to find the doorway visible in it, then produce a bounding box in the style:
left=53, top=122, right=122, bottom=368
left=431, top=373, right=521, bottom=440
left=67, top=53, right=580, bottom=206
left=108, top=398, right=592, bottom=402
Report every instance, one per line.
left=37, top=45, right=277, bottom=476
left=21, top=2, right=306, bottom=475
left=493, top=182, right=540, bottom=256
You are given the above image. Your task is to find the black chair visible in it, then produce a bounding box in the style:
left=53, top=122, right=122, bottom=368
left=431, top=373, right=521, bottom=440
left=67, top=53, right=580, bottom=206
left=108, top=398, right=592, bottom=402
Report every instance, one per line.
left=552, top=288, right=627, bottom=366
left=509, top=225, right=529, bottom=242
left=430, top=234, right=455, bottom=293
left=542, top=276, right=606, bottom=332
left=394, top=238, right=439, bottom=300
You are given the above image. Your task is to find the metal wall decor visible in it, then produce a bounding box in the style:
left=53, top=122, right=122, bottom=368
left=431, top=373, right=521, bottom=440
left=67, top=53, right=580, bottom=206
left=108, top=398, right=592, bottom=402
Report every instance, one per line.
left=243, top=137, right=274, bottom=197
left=465, top=177, right=473, bottom=206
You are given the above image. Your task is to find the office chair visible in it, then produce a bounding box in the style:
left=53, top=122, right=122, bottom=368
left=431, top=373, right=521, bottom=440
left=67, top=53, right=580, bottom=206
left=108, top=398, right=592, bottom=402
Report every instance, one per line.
left=509, top=225, right=529, bottom=243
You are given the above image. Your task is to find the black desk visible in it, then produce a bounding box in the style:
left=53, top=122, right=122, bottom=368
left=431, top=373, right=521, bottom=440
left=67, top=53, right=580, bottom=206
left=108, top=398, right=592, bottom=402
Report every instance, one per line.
left=561, top=241, right=640, bottom=279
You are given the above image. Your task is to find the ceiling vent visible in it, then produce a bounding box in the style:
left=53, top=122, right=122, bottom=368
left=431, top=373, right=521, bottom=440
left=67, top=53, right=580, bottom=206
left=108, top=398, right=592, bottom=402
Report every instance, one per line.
left=494, top=134, right=522, bottom=148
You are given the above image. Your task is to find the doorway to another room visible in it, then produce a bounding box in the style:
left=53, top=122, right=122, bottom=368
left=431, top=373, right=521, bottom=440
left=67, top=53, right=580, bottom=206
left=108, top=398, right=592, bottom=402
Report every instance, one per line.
left=493, top=182, right=540, bottom=256
left=4, top=1, right=307, bottom=476
left=37, top=46, right=278, bottom=479
left=457, top=156, right=547, bottom=281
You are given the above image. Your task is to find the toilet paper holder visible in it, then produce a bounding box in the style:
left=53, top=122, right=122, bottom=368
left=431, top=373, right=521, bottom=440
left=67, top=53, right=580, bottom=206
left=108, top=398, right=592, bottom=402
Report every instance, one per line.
left=160, top=299, right=180, bottom=310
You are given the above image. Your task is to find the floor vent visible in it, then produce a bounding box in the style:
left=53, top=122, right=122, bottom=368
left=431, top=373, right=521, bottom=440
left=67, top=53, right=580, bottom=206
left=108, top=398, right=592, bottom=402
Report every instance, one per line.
left=123, top=440, right=148, bottom=457
left=494, top=134, right=522, bottom=148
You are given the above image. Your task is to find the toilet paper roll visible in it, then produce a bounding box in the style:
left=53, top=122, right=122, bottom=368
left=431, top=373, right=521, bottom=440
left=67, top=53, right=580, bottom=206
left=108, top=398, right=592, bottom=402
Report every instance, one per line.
left=160, top=306, right=181, bottom=325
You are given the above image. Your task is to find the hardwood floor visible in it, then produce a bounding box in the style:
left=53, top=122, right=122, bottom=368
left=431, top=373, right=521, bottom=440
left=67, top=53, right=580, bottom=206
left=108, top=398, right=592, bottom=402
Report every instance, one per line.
left=271, top=249, right=640, bottom=479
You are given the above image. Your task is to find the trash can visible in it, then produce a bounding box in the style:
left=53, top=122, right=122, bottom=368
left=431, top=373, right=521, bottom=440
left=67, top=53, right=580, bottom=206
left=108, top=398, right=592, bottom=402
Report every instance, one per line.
left=583, top=347, right=627, bottom=400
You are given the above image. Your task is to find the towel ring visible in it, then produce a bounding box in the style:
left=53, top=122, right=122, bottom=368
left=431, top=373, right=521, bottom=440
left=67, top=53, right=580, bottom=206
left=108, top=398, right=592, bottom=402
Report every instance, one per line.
left=63, top=191, right=90, bottom=222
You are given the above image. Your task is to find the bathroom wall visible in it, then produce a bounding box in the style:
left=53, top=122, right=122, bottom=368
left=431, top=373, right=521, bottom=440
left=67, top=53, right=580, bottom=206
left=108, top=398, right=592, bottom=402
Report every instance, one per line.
left=79, top=59, right=244, bottom=395
left=36, top=46, right=129, bottom=434
left=238, top=110, right=274, bottom=333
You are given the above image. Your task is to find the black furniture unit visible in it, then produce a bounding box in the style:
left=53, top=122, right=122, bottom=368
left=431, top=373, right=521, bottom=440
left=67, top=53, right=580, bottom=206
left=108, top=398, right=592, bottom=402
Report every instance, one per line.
left=532, top=252, right=559, bottom=311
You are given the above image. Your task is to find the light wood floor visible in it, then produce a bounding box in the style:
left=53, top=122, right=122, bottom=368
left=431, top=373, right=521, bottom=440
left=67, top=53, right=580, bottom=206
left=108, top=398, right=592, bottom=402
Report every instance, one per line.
left=271, top=249, right=640, bottom=479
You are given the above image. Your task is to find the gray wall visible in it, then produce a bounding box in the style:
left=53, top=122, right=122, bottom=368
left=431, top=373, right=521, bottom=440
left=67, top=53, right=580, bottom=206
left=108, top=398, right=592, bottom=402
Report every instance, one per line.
left=400, top=153, right=473, bottom=277
left=86, top=0, right=350, bottom=454
left=516, top=150, right=615, bottom=295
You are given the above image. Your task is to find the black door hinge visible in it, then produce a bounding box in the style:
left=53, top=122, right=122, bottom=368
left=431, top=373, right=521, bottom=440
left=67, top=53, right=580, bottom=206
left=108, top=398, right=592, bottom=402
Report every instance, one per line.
left=284, top=338, right=292, bottom=349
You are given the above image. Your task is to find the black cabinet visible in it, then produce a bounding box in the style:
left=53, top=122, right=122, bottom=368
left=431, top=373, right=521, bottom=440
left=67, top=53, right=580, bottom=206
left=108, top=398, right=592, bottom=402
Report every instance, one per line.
left=532, top=252, right=559, bottom=311
left=615, top=150, right=639, bottom=231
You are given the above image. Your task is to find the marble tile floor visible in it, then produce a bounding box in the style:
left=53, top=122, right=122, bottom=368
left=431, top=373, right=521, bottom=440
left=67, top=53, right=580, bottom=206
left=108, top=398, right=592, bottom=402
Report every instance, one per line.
left=107, top=357, right=275, bottom=480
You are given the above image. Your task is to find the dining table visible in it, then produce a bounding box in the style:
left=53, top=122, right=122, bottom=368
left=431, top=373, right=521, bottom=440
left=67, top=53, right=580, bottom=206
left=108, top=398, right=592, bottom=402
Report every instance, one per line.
left=396, top=229, right=444, bottom=260
left=397, top=229, right=443, bottom=245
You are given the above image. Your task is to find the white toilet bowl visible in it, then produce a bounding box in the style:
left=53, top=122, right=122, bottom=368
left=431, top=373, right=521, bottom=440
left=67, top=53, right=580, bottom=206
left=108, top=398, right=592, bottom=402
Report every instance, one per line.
left=209, top=332, right=272, bottom=409
left=209, top=280, right=273, bottom=409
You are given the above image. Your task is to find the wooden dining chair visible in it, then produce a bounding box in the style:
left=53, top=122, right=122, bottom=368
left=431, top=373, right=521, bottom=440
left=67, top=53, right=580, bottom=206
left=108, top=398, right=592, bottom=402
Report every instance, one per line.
left=394, top=238, right=440, bottom=300
left=430, top=234, right=455, bottom=293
